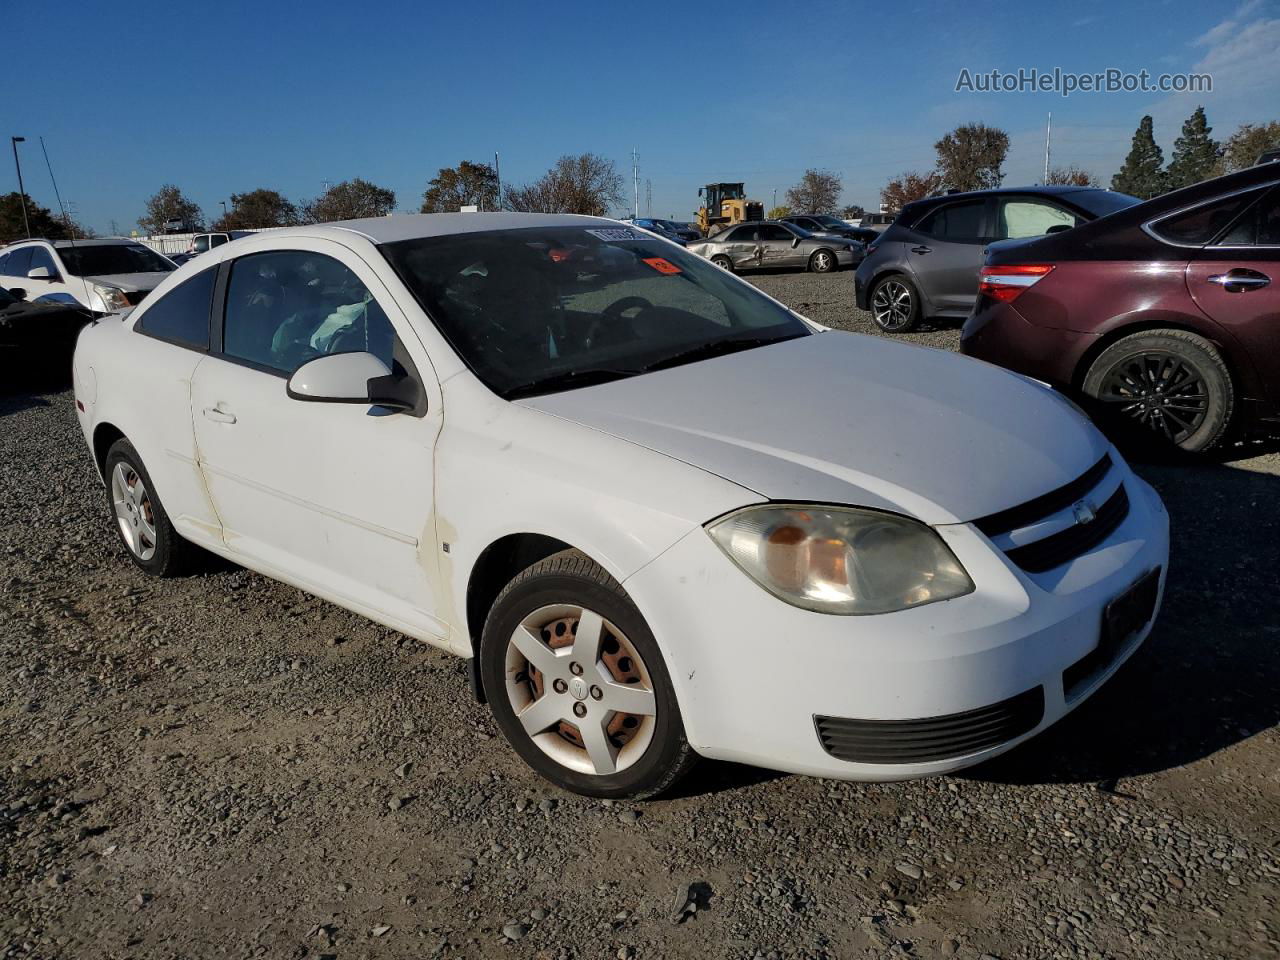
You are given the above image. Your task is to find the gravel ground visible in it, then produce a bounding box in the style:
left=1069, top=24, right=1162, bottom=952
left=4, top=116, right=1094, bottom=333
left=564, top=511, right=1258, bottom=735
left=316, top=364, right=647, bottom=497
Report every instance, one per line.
left=2, top=271, right=1278, bottom=960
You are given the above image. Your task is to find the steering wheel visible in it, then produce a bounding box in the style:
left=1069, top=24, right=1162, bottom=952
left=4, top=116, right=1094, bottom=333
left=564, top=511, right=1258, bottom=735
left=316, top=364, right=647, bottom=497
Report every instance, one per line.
left=586, top=296, right=653, bottom=348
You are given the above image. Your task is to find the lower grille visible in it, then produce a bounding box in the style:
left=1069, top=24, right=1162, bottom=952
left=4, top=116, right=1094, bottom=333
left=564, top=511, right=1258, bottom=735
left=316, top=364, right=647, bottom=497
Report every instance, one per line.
left=814, top=687, right=1044, bottom=764
left=1004, top=484, right=1129, bottom=573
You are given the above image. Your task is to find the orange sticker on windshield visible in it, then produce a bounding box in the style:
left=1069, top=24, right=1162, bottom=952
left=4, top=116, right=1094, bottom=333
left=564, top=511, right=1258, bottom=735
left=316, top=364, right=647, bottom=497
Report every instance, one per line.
left=642, top=257, right=682, bottom=275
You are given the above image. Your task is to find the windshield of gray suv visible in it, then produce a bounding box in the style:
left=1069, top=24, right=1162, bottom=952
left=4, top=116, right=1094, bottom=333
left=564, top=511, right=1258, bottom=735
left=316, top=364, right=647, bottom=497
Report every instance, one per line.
left=56, top=243, right=176, bottom=277
left=381, top=225, right=811, bottom=399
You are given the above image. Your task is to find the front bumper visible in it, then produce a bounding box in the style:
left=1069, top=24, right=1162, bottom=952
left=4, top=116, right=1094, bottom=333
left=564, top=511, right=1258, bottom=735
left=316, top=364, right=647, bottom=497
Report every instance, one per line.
left=623, top=466, right=1169, bottom=781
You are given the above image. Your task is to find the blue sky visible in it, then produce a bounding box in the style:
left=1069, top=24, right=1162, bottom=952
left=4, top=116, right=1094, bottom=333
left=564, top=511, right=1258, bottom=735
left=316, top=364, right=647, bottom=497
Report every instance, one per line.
left=7, top=0, right=1279, bottom=233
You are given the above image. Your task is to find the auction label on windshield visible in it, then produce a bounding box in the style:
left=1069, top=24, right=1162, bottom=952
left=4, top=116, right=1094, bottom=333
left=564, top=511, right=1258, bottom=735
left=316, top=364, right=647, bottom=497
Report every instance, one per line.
left=585, top=228, right=640, bottom=241
left=642, top=257, right=682, bottom=275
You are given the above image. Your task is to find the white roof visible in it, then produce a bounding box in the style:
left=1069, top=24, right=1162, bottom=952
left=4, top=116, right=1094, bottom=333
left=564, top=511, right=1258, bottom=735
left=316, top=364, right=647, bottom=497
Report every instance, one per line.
left=293, top=212, right=619, bottom=245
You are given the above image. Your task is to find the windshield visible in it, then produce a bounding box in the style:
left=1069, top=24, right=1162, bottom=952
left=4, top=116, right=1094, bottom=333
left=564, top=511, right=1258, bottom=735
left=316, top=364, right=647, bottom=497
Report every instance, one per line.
left=813, top=216, right=847, bottom=227
left=381, top=225, right=811, bottom=399
left=56, top=243, right=175, bottom=277
left=1069, top=189, right=1142, bottom=218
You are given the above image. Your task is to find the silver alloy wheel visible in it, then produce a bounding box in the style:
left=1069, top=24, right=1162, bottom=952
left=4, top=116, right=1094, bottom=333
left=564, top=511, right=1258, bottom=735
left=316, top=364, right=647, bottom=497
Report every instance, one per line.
left=813, top=251, right=834, bottom=271
left=111, top=462, right=158, bottom=561
left=504, top=604, right=657, bottom=776
left=872, top=279, right=913, bottom=329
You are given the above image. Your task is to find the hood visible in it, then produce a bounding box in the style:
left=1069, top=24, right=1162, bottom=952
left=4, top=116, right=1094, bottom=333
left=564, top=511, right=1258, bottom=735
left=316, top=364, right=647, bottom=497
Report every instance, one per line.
left=81, top=273, right=168, bottom=292
left=517, top=332, right=1107, bottom=526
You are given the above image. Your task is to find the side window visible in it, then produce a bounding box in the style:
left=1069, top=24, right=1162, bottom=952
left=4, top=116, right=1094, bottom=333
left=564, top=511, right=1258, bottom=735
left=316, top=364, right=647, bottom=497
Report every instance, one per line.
left=724, top=226, right=754, bottom=242
left=5, top=247, right=32, bottom=277
left=193, top=236, right=210, bottom=253
left=1218, top=190, right=1280, bottom=246
left=757, top=225, right=792, bottom=242
left=0, top=253, right=9, bottom=275
left=136, top=267, right=217, bottom=349
left=997, top=199, right=1080, bottom=239
left=222, top=250, right=398, bottom=376
left=210, top=235, right=229, bottom=248
left=915, top=200, right=985, bottom=241
left=28, top=247, right=59, bottom=277
left=1149, top=189, right=1267, bottom=246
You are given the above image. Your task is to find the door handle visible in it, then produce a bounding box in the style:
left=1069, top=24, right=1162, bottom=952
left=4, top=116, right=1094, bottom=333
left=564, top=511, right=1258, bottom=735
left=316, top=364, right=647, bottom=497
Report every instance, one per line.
left=911, top=245, right=932, bottom=255
left=1206, top=269, right=1270, bottom=292
left=202, top=405, right=237, bottom=424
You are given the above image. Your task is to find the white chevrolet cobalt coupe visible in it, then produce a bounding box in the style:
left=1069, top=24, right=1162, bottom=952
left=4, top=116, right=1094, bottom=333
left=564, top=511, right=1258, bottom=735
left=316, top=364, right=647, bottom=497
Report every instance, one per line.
left=73, top=214, right=1169, bottom=799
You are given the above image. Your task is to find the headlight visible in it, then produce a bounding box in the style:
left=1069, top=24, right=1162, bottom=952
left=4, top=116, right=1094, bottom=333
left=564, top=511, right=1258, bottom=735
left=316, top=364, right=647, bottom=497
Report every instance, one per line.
left=92, top=284, right=129, bottom=312
left=707, top=504, right=974, bottom=615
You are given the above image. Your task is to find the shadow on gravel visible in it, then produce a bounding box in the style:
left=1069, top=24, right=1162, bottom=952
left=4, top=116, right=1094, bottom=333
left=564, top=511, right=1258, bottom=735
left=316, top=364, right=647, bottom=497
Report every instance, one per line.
left=0, top=366, right=72, bottom=412
left=975, top=455, right=1280, bottom=786
left=665, top=758, right=787, bottom=800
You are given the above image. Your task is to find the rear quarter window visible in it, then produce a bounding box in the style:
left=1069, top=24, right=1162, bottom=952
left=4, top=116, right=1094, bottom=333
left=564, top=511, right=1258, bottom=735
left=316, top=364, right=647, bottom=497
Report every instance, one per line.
left=135, top=267, right=217, bottom=350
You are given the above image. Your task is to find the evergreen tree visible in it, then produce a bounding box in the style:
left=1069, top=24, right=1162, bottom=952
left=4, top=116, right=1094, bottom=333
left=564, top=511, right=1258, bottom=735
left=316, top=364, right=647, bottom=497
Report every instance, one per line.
left=1111, top=116, right=1167, bottom=199
left=1166, top=106, right=1218, bottom=190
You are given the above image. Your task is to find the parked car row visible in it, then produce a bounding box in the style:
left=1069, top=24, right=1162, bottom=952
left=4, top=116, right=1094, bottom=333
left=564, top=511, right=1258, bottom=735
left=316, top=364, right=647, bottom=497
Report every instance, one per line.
left=687, top=220, right=864, bottom=274
left=73, top=212, right=1169, bottom=800
left=854, top=162, right=1280, bottom=453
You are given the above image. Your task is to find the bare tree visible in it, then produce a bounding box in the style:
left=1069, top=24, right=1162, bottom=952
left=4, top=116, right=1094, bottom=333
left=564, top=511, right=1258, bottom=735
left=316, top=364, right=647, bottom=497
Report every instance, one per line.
left=934, top=123, right=1010, bottom=191
left=504, top=154, right=624, bottom=216
left=1045, top=165, right=1099, bottom=187
left=880, top=171, right=945, bottom=212
left=301, top=179, right=396, bottom=223
left=784, top=169, right=843, bottom=215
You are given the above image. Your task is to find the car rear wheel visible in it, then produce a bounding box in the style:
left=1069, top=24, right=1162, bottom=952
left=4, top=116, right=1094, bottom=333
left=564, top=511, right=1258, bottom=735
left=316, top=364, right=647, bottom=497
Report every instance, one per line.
left=104, top=438, right=199, bottom=576
left=1081, top=329, right=1233, bottom=452
left=870, top=274, right=921, bottom=332
left=480, top=549, right=697, bottom=799
left=808, top=249, right=837, bottom=273
left=711, top=255, right=735, bottom=273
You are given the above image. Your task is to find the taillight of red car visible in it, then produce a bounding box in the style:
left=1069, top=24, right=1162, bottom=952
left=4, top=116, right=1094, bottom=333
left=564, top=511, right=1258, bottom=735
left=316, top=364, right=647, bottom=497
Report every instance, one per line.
left=977, top=264, right=1055, bottom=303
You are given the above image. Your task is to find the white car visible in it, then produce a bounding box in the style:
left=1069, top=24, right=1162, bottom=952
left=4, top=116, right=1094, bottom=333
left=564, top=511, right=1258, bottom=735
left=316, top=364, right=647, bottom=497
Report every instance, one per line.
left=0, top=238, right=177, bottom=313
left=72, top=213, right=1169, bottom=799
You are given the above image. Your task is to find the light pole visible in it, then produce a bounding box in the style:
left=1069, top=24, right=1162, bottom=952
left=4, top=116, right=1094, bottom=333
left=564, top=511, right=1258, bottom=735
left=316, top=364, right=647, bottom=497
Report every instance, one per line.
left=10, top=136, right=31, bottom=239
left=220, top=200, right=228, bottom=219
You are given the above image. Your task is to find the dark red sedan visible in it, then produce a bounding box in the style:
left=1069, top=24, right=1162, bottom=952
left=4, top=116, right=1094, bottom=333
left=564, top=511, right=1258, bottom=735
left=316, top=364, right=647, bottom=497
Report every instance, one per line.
left=961, top=162, right=1280, bottom=452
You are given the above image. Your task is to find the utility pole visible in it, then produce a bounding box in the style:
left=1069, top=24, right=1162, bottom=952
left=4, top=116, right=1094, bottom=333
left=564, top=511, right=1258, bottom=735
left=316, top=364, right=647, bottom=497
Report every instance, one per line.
left=645, top=179, right=652, bottom=216
left=494, top=151, right=503, bottom=210
left=10, top=137, right=30, bottom=238
left=1044, top=112, right=1052, bottom=184
left=772, top=188, right=777, bottom=209
left=632, top=148, right=639, bottom=218
left=220, top=200, right=228, bottom=219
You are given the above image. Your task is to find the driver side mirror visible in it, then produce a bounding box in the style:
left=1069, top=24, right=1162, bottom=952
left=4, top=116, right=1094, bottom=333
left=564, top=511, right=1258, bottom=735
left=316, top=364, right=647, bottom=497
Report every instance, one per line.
left=27, top=266, right=53, bottom=281
left=791, top=237, right=801, bottom=248
left=286, top=351, right=416, bottom=411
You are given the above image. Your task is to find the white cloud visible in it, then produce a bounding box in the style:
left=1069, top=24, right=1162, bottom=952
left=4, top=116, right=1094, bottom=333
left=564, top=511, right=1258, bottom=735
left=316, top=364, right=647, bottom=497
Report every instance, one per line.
left=1152, top=0, right=1280, bottom=139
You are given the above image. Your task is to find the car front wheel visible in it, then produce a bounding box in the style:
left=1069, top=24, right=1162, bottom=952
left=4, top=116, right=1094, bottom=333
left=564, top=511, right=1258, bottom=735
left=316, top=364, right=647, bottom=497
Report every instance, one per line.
left=1082, top=329, right=1233, bottom=452
left=480, top=549, right=697, bottom=799
left=809, top=249, right=837, bottom=273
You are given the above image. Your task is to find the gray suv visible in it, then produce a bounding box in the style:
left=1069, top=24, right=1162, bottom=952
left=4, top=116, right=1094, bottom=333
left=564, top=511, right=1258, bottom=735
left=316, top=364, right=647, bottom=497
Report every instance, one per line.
left=853, top=186, right=1139, bottom=332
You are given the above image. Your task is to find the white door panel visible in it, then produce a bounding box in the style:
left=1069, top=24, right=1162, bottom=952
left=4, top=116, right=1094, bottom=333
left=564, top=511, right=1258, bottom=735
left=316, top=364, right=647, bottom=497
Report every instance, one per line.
left=191, top=356, right=444, bottom=630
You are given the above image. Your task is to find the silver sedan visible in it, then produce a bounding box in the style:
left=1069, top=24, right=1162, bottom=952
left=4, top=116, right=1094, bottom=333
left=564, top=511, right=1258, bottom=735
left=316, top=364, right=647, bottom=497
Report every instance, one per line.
left=687, top=221, right=859, bottom=274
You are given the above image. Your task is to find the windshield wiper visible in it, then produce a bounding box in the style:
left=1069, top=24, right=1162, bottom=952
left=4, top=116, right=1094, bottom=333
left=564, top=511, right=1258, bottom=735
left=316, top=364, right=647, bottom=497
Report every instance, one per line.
left=642, top=332, right=807, bottom=373
left=504, top=366, right=644, bottom=400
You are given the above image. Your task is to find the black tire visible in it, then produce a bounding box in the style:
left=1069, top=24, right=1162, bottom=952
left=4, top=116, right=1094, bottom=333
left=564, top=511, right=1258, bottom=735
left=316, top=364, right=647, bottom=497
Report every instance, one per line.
left=808, top=248, right=837, bottom=274
left=1081, top=329, right=1233, bottom=453
left=480, top=549, right=697, bottom=800
left=103, top=438, right=199, bottom=576
left=869, top=273, right=921, bottom=332
left=711, top=254, right=735, bottom=273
